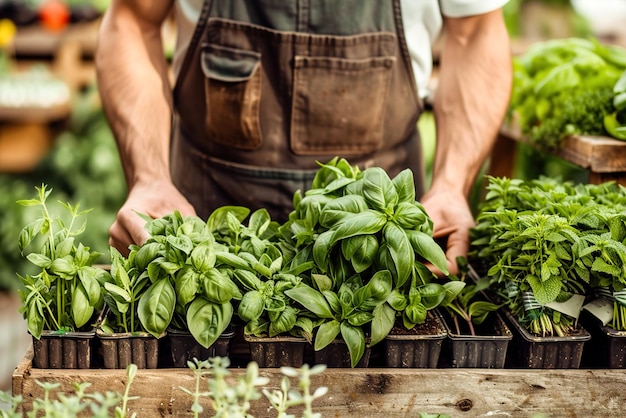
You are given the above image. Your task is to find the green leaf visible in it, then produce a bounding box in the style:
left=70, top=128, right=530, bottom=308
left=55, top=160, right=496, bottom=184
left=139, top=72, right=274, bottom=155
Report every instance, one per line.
left=343, top=235, right=378, bottom=273
left=26, top=253, right=52, bottom=269
left=138, top=278, right=176, bottom=338
left=202, top=269, right=236, bottom=304
left=190, top=242, right=216, bottom=271
left=166, top=235, right=193, bottom=255
left=285, top=285, right=334, bottom=319
left=387, top=290, right=408, bottom=311
left=329, top=211, right=387, bottom=245
left=175, top=267, right=200, bottom=307
left=312, top=274, right=333, bottom=292
left=27, top=299, right=44, bottom=339
left=312, top=230, right=335, bottom=272
left=320, top=195, right=369, bottom=227
left=207, top=206, right=250, bottom=235
left=384, top=223, right=413, bottom=287
left=406, top=230, right=449, bottom=275
left=418, top=283, right=446, bottom=310
left=340, top=322, right=366, bottom=368
left=269, top=305, right=297, bottom=337
left=238, top=290, right=264, bottom=322
left=77, top=267, right=102, bottom=305
left=186, top=299, right=233, bottom=348
left=362, top=167, right=398, bottom=211
left=72, top=283, right=93, bottom=329
left=370, top=303, right=395, bottom=346
left=314, top=320, right=341, bottom=351
left=392, top=169, right=416, bottom=203
left=527, top=274, right=561, bottom=305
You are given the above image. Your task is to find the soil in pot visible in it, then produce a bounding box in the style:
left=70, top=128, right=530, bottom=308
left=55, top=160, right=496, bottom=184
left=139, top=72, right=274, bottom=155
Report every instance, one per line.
left=245, top=334, right=308, bottom=368
left=440, top=310, right=512, bottom=368
left=97, top=331, right=161, bottom=369
left=503, top=310, right=591, bottom=369
left=384, top=310, right=447, bottom=368
left=168, top=327, right=235, bottom=368
left=31, top=330, right=95, bottom=369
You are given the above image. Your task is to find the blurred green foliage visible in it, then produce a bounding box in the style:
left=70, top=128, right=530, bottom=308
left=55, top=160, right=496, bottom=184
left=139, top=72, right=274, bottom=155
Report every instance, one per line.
left=0, top=87, right=125, bottom=291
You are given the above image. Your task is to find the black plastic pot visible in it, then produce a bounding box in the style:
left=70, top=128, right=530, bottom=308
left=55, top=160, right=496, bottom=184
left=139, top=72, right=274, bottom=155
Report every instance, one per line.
left=31, top=330, right=95, bottom=369
left=97, top=331, right=162, bottom=369
left=441, top=311, right=512, bottom=368
left=384, top=311, right=447, bottom=368
left=581, top=312, right=626, bottom=368
left=314, top=339, right=371, bottom=368
left=168, top=327, right=235, bottom=368
left=504, top=310, right=591, bottom=369
left=245, top=335, right=308, bottom=367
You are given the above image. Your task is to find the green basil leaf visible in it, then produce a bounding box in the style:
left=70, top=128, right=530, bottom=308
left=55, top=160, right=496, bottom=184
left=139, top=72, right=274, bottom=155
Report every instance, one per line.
left=27, top=299, right=44, bottom=339
left=341, top=235, right=378, bottom=274
left=387, top=289, right=408, bottom=311
left=190, top=242, right=216, bottom=271
left=312, top=274, right=333, bottom=292
left=285, top=285, right=334, bottom=319
left=393, top=202, right=427, bottom=230
left=314, top=319, right=341, bottom=351
left=71, top=283, right=93, bottom=329
left=340, top=322, right=366, bottom=368
left=77, top=267, right=102, bottom=305
left=138, top=278, right=176, bottom=338
left=322, top=290, right=341, bottom=315
left=26, top=253, right=52, bottom=269
left=418, top=283, right=446, bottom=310
left=202, top=269, right=235, bottom=304
left=134, top=242, right=162, bottom=272
left=238, top=290, right=265, bottom=322
left=404, top=302, right=427, bottom=325
left=234, top=269, right=262, bottom=291
left=269, top=305, right=297, bottom=337
left=207, top=206, right=250, bottom=235
left=370, top=303, right=396, bottom=346
left=175, top=267, right=200, bottom=307
left=329, top=211, right=387, bottom=245
left=441, top=281, right=467, bottom=307
left=313, top=230, right=335, bottom=273
left=384, top=223, right=413, bottom=287
left=392, top=169, right=415, bottom=203
left=187, top=299, right=233, bottom=348
left=362, top=167, right=398, bottom=211
left=320, top=195, right=369, bottom=227
left=347, top=312, right=374, bottom=327
left=406, top=230, right=449, bottom=275
left=166, top=235, right=193, bottom=255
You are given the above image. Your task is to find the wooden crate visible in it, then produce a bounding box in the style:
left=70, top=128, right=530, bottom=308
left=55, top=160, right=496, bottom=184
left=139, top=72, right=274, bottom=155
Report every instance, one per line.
left=12, top=348, right=626, bottom=417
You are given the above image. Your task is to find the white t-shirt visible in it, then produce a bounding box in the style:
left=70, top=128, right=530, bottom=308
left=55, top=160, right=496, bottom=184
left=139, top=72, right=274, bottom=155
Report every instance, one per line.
left=174, top=0, right=508, bottom=98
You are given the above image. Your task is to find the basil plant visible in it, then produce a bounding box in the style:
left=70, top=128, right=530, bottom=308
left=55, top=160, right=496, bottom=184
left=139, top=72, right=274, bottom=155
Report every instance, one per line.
left=279, top=158, right=450, bottom=366
left=110, top=210, right=241, bottom=348
left=208, top=206, right=317, bottom=340
left=17, top=185, right=107, bottom=339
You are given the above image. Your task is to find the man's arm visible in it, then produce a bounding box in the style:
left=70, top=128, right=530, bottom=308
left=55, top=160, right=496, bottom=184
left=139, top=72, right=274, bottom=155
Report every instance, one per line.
left=421, top=9, right=512, bottom=275
left=96, top=0, right=195, bottom=254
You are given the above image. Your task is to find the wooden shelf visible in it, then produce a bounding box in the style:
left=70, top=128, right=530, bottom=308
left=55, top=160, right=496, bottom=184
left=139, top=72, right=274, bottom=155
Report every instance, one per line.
left=12, top=348, right=626, bottom=417
left=491, top=122, right=626, bottom=185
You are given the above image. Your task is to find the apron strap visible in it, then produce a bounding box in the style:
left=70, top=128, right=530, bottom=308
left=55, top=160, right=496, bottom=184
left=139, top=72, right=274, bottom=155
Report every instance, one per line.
left=173, top=0, right=213, bottom=98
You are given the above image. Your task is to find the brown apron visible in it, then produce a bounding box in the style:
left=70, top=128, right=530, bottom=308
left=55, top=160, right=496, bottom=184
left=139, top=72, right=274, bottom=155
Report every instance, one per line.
left=172, top=0, right=424, bottom=223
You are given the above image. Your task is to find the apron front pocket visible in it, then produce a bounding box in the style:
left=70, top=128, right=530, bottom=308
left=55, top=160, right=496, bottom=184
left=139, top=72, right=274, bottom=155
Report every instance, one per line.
left=291, top=55, right=395, bottom=156
left=201, top=43, right=263, bottom=150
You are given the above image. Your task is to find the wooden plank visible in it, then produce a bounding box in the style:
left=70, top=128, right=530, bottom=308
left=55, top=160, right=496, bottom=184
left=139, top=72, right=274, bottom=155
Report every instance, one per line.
left=13, top=349, right=626, bottom=417
left=498, top=123, right=626, bottom=184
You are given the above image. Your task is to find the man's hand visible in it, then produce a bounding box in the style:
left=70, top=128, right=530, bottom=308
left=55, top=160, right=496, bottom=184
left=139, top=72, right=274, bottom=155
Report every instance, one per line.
left=109, top=180, right=196, bottom=255
left=420, top=189, right=475, bottom=277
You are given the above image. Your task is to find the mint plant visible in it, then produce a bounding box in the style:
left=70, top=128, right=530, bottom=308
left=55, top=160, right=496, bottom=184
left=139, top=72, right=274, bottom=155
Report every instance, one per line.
left=471, top=176, right=626, bottom=335
left=17, top=185, right=107, bottom=339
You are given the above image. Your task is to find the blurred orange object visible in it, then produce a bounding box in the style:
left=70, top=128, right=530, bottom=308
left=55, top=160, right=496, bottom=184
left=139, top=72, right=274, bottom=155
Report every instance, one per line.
left=39, top=0, right=70, bottom=32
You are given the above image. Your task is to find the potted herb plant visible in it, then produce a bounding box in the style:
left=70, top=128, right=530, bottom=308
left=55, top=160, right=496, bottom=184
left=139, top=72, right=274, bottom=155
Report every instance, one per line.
left=438, top=260, right=511, bottom=368
left=97, top=247, right=163, bottom=369
left=127, top=210, right=240, bottom=368
left=279, top=159, right=450, bottom=368
left=471, top=177, right=601, bottom=368
left=208, top=205, right=316, bottom=367
left=17, top=185, right=106, bottom=369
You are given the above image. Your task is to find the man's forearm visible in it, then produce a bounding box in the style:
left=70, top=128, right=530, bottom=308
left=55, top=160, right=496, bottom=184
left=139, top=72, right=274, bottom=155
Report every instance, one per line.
left=431, top=10, right=512, bottom=196
left=96, top=2, right=174, bottom=189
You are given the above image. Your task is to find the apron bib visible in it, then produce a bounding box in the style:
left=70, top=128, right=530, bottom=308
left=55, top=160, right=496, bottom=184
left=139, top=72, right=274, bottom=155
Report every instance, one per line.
left=172, top=0, right=423, bottom=222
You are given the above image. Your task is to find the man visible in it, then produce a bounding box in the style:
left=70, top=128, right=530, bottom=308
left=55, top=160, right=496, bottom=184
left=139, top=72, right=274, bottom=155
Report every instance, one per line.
left=96, top=0, right=512, bottom=275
